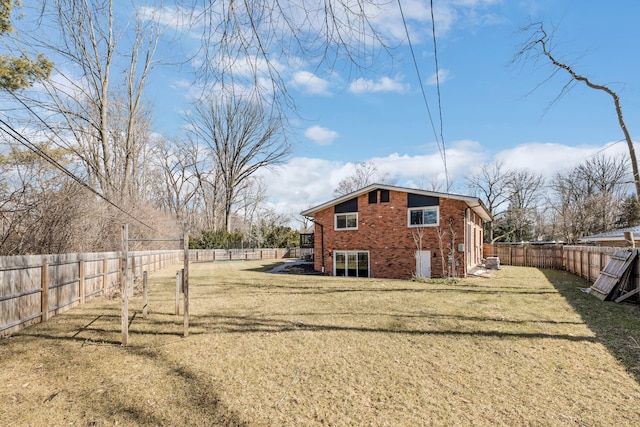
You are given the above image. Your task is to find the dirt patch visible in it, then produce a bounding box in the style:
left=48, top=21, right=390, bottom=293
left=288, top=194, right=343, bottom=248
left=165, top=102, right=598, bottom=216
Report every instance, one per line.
left=279, top=262, right=321, bottom=275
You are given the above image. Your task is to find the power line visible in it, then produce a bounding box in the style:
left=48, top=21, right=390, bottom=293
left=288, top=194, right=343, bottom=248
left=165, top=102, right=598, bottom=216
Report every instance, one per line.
left=9, top=91, right=112, bottom=188
left=429, top=0, right=449, bottom=190
left=0, top=116, right=157, bottom=232
left=397, top=0, right=450, bottom=190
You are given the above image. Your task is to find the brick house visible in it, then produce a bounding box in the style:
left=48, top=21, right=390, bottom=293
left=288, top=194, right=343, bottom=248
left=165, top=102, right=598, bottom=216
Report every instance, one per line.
left=300, top=184, right=491, bottom=279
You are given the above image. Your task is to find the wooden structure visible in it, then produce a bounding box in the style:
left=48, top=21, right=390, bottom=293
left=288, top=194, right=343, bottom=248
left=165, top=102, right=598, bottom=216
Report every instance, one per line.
left=484, top=243, right=640, bottom=304
left=122, top=227, right=189, bottom=345
left=589, top=249, right=640, bottom=302
left=0, top=250, right=181, bottom=337
left=483, top=244, right=620, bottom=282
left=1, top=247, right=292, bottom=337
left=589, top=250, right=637, bottom=301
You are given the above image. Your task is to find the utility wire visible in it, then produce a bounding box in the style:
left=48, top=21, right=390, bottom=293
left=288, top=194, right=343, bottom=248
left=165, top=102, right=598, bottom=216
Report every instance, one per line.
left=0, top=116, right=156, bottom=232
left=397, top=0, right=450, bottom=190
left=430, top=0, right=450, bottom=190
left=9, top=92, right=112, bottom=188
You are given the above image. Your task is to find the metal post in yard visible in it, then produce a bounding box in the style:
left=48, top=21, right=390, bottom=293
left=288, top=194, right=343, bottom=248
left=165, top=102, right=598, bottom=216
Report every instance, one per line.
left=143, top=271, right=148, bottom=319
left=183, top=233, right=189, bottom=338
left=121, top=224, right=129, bottom=346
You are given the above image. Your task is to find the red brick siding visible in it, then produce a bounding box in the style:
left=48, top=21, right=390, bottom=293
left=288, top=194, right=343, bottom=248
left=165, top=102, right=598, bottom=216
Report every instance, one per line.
left=312, top=190, right=477, bottom=279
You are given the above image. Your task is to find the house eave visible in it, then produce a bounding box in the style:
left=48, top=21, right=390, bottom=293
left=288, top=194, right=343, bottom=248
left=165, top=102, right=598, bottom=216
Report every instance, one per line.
left=300, top=183, right=492, bottom=222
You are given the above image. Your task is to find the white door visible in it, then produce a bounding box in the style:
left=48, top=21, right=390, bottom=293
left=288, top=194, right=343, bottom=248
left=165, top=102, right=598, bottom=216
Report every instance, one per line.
left=416, top=251, right=431, bottom=278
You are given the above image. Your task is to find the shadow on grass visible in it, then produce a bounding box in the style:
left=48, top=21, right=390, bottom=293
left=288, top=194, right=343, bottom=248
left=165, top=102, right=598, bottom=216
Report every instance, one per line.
left=541, top=268, right=640, bottom=384
left=15, top=309, right=204, bottom=345
left=215, top=281, right=560, bottom=296
left=245, top=260, right=286, bottom=272
left=7, top=318, right=246, bottom=426
left=192, top=313, right=599, bottom=344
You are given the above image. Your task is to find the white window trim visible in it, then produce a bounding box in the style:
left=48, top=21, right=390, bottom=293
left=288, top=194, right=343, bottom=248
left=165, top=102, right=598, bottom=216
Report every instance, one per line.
left=334, top=212, right=358, bottom=230
left=408, top=206, right=439, bottom=227
left=333, top=250, right=370, bottom=277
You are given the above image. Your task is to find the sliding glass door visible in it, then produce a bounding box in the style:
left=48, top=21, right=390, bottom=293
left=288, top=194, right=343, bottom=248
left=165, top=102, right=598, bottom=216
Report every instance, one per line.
left=334, top=251, right=369, bottom=277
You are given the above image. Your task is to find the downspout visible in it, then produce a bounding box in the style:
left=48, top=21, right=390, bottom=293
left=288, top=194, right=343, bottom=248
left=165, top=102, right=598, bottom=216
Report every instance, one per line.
left=464, top=208, right=470, bottom=277
left=307, top=217, right=325, bottom=273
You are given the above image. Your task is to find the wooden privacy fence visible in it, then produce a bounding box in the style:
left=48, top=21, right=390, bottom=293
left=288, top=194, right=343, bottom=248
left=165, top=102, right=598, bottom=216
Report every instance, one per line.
left=483, top=244, right=627, bottom=283
left=190, top=248, right=295, bottom=262
left=1, top=248, right=295, bottom=337
left=0, top=250, right=182, bottom=337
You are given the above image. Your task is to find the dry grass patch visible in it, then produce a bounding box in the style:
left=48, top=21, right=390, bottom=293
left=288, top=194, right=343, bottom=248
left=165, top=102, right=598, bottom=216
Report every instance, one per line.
left=1, top=261, right=640, bottom=426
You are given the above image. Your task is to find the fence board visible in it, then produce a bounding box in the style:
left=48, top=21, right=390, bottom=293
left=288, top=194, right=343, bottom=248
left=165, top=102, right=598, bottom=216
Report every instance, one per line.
left=483, top=244, right=623, bottom=283
left=1, top=248, right=294, bottom=336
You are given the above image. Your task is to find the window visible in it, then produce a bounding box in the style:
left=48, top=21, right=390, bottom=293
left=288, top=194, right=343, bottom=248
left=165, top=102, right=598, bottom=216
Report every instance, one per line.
left=335, top=213, right=358, bottom=230
left=368, top=190, right=378, bottom=204
left=408, top=206, right=439, bottom=227
left=380, top=190, right=390, bottom=203
left=334, top=251, right=369, bottom=277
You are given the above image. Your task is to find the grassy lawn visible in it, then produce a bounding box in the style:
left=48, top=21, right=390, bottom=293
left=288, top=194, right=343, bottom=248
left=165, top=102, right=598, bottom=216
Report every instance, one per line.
left=1, top=261, right=640, bottom=426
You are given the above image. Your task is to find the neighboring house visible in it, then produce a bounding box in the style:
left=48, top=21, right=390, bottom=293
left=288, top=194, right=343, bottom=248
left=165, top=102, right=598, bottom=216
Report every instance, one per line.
left=579, top=225, right=640, bottom=247
left=300, top=184, right=492, bottom=280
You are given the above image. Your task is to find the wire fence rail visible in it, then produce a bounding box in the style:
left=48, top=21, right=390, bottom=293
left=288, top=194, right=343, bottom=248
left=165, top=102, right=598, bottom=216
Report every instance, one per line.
left=0, top=248, right=297, bottom=337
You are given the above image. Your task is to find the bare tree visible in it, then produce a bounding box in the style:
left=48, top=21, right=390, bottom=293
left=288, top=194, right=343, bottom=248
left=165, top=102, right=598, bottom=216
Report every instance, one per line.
left=234, top=176, right=267, bottom=236
left=187, top=95, right=290, bottom=232
left=333, top=161, right=390, bottom=196
left=515, top=22, right=640, bottom=198
left=188, top=0, right=392, bottom=117
left=550, top=154, right=629, bottom=242
left=148, top=139, right=200, bottom=229
left=466, top=161, right=513, bottom=242
left=0, top=137, right=103, bottom=254
left=0, top=2, right=182, bottom=252
left=494, top=170, right=544, bottom=242
left=15, top=0, right=161, bottom=203
left=434, top=218, right=459, bottom=278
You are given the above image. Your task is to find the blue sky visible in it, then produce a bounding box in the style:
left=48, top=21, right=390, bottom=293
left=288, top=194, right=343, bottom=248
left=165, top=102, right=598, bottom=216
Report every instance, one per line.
left=244, top=1, right=640, bottom=217
left=8, top=1, right=640, bottom=222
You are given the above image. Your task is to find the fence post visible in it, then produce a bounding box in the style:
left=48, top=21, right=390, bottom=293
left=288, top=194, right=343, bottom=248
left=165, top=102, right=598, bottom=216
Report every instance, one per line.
left=79, top=259, right=85, bottom=304
left=143, top=271, right=148, bottom=319
left=102, top=257, right=108, bottom=295
left=121, top=224, right=129, bottom=346
left=175, top=269, right=182, bottom=315
left=183, top=233, right=189, bottom=338
left=41, top=262, right=49, bottom=322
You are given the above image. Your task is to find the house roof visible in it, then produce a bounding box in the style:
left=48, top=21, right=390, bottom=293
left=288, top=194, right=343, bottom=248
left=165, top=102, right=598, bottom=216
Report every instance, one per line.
left=300, top=183, right=492, bottom=222
left=579, top=225, right=640, bottom=242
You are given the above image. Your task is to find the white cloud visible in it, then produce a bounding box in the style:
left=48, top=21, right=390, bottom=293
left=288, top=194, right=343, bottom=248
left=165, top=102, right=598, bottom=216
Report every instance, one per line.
left=138, top=6, right=194, bottom=31
left=349, top=76, right=409, bottom=94
left=370, top=0, right=505, bottom=44
left=426, top=69, right=452, bottom=86
left=258, top=139, right=638, bottom=224
left=305, top=126, right=339, bottom=146
left=255, top=158, right=349, bottom=216
left=493, top=141, right=631, bottom=178
left=291, top=71, right=331, bottom=95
